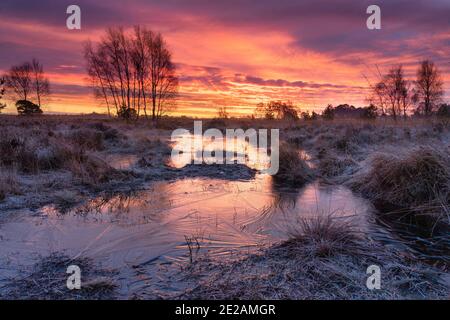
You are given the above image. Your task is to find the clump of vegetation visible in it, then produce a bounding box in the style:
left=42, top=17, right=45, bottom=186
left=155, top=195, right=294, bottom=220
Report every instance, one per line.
left=301, top=111, right=319, bottom=121
left=0, top=253, right=117, bottom=300
left=0, top=127, right=121, bottom=186
left=321, top=104, right=335, bottom=120
left=68, top=128, right=105, bottom=150
left=0, top=168, right=20, bottom=201
left=88, top=122, right=121, bottom=141
left=65, top=150, right=122, bottom=186
left=0, top=132, right=40, bottom=172
left=286, top=215, right=359, bottom=257
left=361, top=104, right=378, bottom=119
left=16, top=100, right=43, bottom=115
left=318, top=150, right=357, bottom=179
left=217, top=106, right=229, bottom=119
left=436, top=103, right=450, bottom=118
left=274, top=143, right=314, bottom=186
left=285, top=136, right=302, bottom=147
left=312, top=123, right=396, bottom=157
left=181, top=216, right=448, bottom=299
left=254, top=100, right=299, bottom=120
left=349, top=147, right=450, bottom=222
left=117, top=105, right=137, bottom=120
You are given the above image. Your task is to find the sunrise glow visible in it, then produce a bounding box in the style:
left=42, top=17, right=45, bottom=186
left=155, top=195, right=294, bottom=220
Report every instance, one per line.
left=1, top=0, right=449, bottom=116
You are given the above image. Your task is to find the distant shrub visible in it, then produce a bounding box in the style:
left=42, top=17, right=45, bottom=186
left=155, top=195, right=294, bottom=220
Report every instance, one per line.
left=322, top=105, right=335, bottom=120
left=301, top=111, right=318, bottom=121
left=287, top=134, right=307, bottom=147
left=16, top=100, right=43, bottom=116
left=254, top=101, right=299, bottom=120
left=361, top=104, right=378, bottom=120
left=117, top=106, right=137, bottom=120
left=436, top=104, right=450, bottom=118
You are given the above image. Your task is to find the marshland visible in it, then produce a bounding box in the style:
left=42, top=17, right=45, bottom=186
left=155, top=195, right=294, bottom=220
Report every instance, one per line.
left=0, top=3, right=449, bottom=300
left=0, top=114, right=448, bottom=299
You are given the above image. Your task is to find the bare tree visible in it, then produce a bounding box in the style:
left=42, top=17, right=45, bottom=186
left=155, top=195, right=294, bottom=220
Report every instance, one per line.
left=131, top=26, right=150, bottom=118
left=147, top=33, right=178, bottom=120
left=370, top=65, right=412, bottom=120
left=103, top=27, right=133, bottom=112
left=85, top=41, right=117, bottom=116
left=84, top=26, right=178, bottom=121
left=254, top=102, right=274, bottom=119
left=371, top=81, right=388, bottom=116
left=85, top=41, right=109, bottom=116
left=381, top=67, right=401, bottom=119
left=217, top=106, right=229, bottom=119
left=400, top=80, right=416, bottom=118
left=364, top=65, right=386, bottom=116
left=254, top=101, right=298, bottom=120
left=415, top=60, right=444, bottom=115
left=31, top=58, right=50, bottom=107
left=85, top=27, right=135, bottom=117
left=5, top=62, right=33, bottom=101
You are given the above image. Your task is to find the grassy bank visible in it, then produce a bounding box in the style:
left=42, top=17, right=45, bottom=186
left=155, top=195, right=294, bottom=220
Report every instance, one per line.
left=179, top=216, right=448, bottom=299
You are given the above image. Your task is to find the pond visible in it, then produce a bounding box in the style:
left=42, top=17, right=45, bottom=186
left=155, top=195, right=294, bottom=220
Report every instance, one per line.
left=0, top=173, right=375, bottom=298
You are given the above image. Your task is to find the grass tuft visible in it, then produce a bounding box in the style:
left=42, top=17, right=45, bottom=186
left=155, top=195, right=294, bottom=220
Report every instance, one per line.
left=274, top=143, right=314, bottom=186
left=348, top=146, right=450, bottom=223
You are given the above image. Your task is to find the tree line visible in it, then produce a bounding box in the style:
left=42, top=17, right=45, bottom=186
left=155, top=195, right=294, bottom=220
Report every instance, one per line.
left=250, top=59, right=447, bottom=121
left=251, top=101, right=377, bottom=121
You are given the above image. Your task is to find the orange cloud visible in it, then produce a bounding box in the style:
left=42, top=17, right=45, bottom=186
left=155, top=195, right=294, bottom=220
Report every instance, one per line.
left=1, top=1, right=448, bottom=116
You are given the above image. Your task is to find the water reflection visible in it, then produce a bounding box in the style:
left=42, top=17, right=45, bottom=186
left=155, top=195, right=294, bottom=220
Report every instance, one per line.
left=169, top=133, right=272, bottom=171
left=0, top=176, right=374, bottom=275
left=2, top=172, right=443, bottom=298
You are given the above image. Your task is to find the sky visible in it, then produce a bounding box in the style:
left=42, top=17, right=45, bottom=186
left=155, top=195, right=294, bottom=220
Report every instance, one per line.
left=0, top=0, right=449, bottom=117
